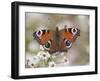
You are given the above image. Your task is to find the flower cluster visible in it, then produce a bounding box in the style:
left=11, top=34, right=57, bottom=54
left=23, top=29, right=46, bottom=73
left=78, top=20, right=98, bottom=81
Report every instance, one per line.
left=26, top=45, right=69, bottom=68
left=26, top=51, right=58, bottom=68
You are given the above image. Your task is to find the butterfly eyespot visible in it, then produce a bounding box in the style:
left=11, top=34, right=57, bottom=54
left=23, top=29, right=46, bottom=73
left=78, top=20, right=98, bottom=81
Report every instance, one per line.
left=36, top=30, right=43, bottom=38
left=64, top=39, right=72, bottom=48
left=43, top=40, right=51, bottom=50
left=71, top=28, right=78, bottom=36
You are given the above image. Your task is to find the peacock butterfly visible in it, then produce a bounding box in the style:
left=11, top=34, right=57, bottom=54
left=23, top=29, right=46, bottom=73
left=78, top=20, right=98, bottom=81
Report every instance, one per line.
left=33, top=25, right=80, bottom=54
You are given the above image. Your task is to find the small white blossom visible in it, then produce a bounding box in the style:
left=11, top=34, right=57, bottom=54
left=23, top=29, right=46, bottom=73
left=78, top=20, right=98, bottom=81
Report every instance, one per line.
left=37, top=51, right=51, bottom=60
left=32, top=56, right=40, bottom=64
left=49, top=61, right=56, bottom=67
left=63, top=56, right=67, bottom=62
left=40, top=45, right=44, bottom=50
left=26, top=55, right=40, bottom=68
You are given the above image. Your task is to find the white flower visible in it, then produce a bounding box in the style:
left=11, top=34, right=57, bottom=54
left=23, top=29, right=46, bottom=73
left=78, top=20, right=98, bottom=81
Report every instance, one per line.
left=26, top=55, right=40, bottom=68
left=37, top=51, right=51, bottom=60
left=30, top=56, right=40, bottom=68
left=49, top=61, right=56, bottom=67
left=40, top=45, right=44, bottom=50
left=63, top=56, right=68, bottom=62
left=32, top=56, right=40, bottom=64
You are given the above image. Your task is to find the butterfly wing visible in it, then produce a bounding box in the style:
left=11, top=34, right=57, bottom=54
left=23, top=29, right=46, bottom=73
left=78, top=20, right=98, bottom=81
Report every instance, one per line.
left=33, top=30, right=57, bottom=54
left=59, top=27, right=80, bottom=51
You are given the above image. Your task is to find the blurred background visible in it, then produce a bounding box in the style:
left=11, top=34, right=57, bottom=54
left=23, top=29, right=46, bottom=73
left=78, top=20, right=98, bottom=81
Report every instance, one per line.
left=25, top=12, right=89, bottom=68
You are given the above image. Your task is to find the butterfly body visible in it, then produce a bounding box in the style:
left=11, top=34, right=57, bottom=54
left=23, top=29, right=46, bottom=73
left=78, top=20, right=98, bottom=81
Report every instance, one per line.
left=33, top=26, right=80, bottom=54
